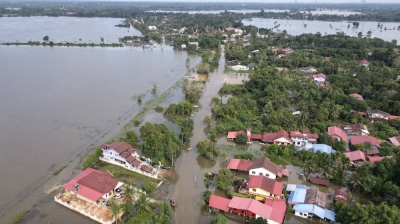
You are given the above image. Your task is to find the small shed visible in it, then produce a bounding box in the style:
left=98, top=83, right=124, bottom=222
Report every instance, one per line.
left=309, top=177, right=330, bottom=187
left=334, top=188, right=348, bottom=202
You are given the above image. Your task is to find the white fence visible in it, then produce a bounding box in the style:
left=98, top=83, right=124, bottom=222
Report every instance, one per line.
left=99, top=157, right=159, bottom=179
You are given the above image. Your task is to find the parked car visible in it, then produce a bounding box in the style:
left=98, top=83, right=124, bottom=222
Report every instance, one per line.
left=102, top=200, right=110, bottom=206
left=140, top=156, right=147, bottom=162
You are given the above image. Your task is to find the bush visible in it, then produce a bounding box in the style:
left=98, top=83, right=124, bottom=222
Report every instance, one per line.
left=142, top=181, right=156, bottom=194
left=235, top=133, right=248, bottom=144
left=82, top=147, right=102, bottom=169
left=155, top=106, right=164, bottom=113
left=234, top=153, right=255, bottom=160
left=197, top=62, right=210, bottom=74
left=217, top=181, right=227, bottom=190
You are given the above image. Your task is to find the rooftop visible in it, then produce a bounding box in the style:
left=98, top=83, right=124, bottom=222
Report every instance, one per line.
left=343, top=150, right=366, bottom=162
left=328, top=126, right=347, bottom=142
left=209, top=195, right=230, bottom=212
left=248, top=175, right=283, bottom=196
left=349, top=135, right=380, bottom=148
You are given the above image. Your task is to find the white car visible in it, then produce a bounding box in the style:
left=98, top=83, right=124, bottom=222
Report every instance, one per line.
left=114, top=193, right=122, bottom=199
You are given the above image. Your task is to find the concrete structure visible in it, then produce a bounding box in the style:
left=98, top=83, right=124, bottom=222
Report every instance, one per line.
left=231, top=65, right=250, bottom=71
left=101, top=142, right=141, bottom=169
left=290, top=130, right=318, bottom=147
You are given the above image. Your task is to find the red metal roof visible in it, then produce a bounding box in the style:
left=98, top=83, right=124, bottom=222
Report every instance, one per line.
left=63, top=168, right=118, bottom=202
left=368, top=156, right=384, bottom=164
left=227, top=131, right=245, bottom=139
left=263, top=130, right=292, bottom=144
left=360, top=59, right=369, bottom=65
left=140, top=165, right=153, bottom=173
left=350, top=93, right=363, bottom=99
left=107, top=142, right=136, bottom=154
left=388, top=136, right=400, bottom=146
left=209, top=195, right=230, bottom=212
left=309, top=177, right=330, bottom=186
left=264, top=199, right=287, bottom=224
left=228, top=197, right=273, bottom=220
left=250, top=134, right=262, bottom=140
left=366, top=148, right=380, bottom=155
left=125, top=155, right=142, bottom=166
left=349, top=136, right=380, bottom=148
left=248, top=175, right=283, bottom=196
left=312, top=73, right=327, bottom=79
left=327, top=126, right=347, bottom=142
left=289, top=131, right=304, bottom=138
left=227, top=159, right=253, bottom=172
left=334, top=188, right=348, bottom=202
left=343, top=150, right=366, bottom=162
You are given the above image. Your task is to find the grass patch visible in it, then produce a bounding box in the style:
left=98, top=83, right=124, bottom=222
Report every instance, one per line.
left=10, top=210, right=29, bottom=224
left=49, top=188, right=58, bottom=196
left=53, top=165, right=67, bottom=175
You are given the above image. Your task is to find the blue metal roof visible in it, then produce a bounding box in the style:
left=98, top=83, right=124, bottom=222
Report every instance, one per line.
left=313, top=144, right=335, bottom=154
left=313, top=204, right=325, bottom=219
left=293, top=204, right=336, bottom=222
left=288, top=189, right=307, bottom=204
left=325, top=209, right=336, bottom=222
left=293, top=204, right=314, bottom=213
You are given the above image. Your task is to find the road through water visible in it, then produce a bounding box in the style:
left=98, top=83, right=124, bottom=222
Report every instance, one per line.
left=171, top=47, right=227, bottom=224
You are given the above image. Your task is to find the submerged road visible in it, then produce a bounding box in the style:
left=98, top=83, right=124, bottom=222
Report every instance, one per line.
left=171, top=46, right=227, bottom=224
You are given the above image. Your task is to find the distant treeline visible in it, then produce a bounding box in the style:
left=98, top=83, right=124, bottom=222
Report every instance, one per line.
left=4, top=41, right=124, bottom=47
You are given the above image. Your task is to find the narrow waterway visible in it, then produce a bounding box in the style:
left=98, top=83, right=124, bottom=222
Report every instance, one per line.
left=171, top=47, right=227, bottom=224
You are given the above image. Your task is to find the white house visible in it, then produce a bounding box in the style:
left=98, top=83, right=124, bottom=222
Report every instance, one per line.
left=101, top=142, right=141, bottom=169
left=312, top=73, right=327, bottom=82
left=248, top=157, right=288, bottom=180
left=231, top=65, right=249, bottom=71
left=290, top=130, right=318, bottom=147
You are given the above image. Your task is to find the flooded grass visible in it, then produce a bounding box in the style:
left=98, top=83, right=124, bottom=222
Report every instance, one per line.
left=10, top=210, right=29, bottom=224
left=52, top=165, right=67, bottom=175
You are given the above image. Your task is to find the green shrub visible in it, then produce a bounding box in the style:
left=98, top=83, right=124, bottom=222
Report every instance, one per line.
left=142, top=181, right=157, bottom=194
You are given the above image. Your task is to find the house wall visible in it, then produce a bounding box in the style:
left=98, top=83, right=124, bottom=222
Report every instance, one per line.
left=249, top=168, right=277, bottom=179
left=274, top=137, right=292, bottom=146
left=369, top=113, right=388, bottom=119
left=229, top=208, right=256, bottom=219
left=292, top=137, right=308, bottom=146
left=102, top=149, right=126, bottom=163
left=249, top=187, right=281, bottom=199
left=313, top=77, right=326, bottom=82
left=295, top=211, right=312, bottom=219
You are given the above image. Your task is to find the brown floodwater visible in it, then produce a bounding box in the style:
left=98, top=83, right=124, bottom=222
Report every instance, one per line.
left=0, top=45, right=200, bottom=224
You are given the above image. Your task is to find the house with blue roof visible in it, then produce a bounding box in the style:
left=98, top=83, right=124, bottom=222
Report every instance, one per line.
left=298, top=144, right=335, bottom=154
left=286, top=184, right=311, bottom=192
left=288, top=188, right=307, bottom=205
left=293, top=204, right=335, bottom=222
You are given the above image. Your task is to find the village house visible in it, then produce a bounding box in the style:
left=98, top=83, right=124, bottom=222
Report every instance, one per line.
left=101, top=142, right=142, bottom=169
left=344, top=123, right=369, bottom=136
left=188, top=42, right=199, bottom=50
left=368, top=156, right=385, bottom=164
left=288, top=188, right=326, bottom=208
left=388, top=136, right=400, bottom=147
left=227, top=157, right=289, bottom=180
left=334, top=188, right=348, bottom=202
left=245, top=175, right=284, bottom=201
left=286, top=184, right=310, bottom=193
left=343, top=150, right=367, bottom=164
left=360, top=59, right=370, bottom=67
left=350, top=93, right=363, bottom=100
left=226, top=130, right=245, bottom=140
left=309, top=177, right=330, bottom=187
left=293, top=204, right=335, bottom=223
left=148, top=26, right=157, bottom=30
left=225, top=27, right=243, bottom=35
left=349, top=135, right=380, bottom=148
left=288, top=188, right=307, bottom=205
left=298, top=66, right=317, bottom=73
left=230, top=65, right=250, bottom=71
left=324, top=56, right=332, bottom=61
left=62, top=168, right=122, bottom=203
left=327, top=126, right=348, bottom=142
left=312, top=73, right=326, bottom=82
left=261, top=130, right=293, bottom=145
left=298, top=144, right=335, bottom=154
left=227, top=197, right=286, bottom=224
left=367, top=109, right=390, bottom=122
left=208, top=195, right=230, bottom=212
left=289, top=130, right=318, bottom=147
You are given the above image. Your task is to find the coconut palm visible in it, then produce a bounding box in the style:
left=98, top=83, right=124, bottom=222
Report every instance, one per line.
left=122, top=184, right=136, bottom=213
left=108, top=198, right=122, bottom=224
left=134, top=193, right=152, bottom=215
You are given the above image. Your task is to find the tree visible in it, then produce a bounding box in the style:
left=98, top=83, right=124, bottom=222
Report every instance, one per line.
left=203, top=115, right=212, bottom=127
left=134, top=194, right=153, bottom=215
left=101, top=37, right=104, bottom=42
left=235, top=133, right=248, bottom=144
left=216, top=168, right=235, bottom=190
left=125, top=130, right=140, bottom=148
left=43, top=36, right=49, bottom=41
left=142, top=181, right=156, bottom=194
left=250, top=217, right=269, bottom=224
left=353, top=22, right=360, bottom=28
left=122, top=184, right=136, bottom=214
left=108, top=198, right=122, bottom=224
left=210, top=214, right=227, bottom=224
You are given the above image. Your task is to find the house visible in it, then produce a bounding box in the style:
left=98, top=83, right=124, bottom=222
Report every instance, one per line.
left=298, top=66, right=317, bottom=73
left=290, top=130, right=318, bottom=147
left=312, top=73, right=327, bottom=82
left=368, top=156, right=385, bottom=164
left=148, top=26, right=157, bottom=30
left=367, top=109, right=390, bottom=122
left=288, top=188, right=307, bottom=205
left=334, top=188, right=348, bottom=202
left=228, top=197, right=286, bottom=224
left=388, top=136, right=400, bottom=146
left=188, top=42, right=199, bottom=50
left=63, top=168, right=121, bottom=203
left=226, top=130, right=245, bottom=140
left=101, top=142, right=141, bottom=169
left=349, top=135, right=380, bottom=148
left=366, top=148, right=380, bottom=156
left=262, top=130, right=293, bottom=146
left=360, top=59, right=370, bottom=67
left=231, top=65, right=249, bottom=71
left=286, top=184, right=310, bottom=192
left=181, top=44, right=187, bottom=50
left=227, top=157, right=289, bottom=179
left=208, top=195, right=230, bottom=212
left=344, top=123, right=369, bottom=136
left=298, top=144, right=335, bottom=154
left=247, top=175, right=284, bottom=200
left=293, top=204, right=335, bottom=222
left=305, top=189, right=326, bottom=208
left=328, top=126, right=348, bottom=142
left=350, top=93, right=363, bottom=100
left=343, top=150, right=366, bottom=162
left=309, top=177, right=330, bottom=187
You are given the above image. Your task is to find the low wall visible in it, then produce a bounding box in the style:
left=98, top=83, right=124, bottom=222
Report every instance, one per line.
left=99, top=157, right=158, bottom=179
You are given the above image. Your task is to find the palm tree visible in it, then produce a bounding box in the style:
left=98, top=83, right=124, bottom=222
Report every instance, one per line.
left=122, top=184, right=136, bottom=214
left=134, top=193, right=152, bottom=215
left=108, top=198, right=122, bottom=224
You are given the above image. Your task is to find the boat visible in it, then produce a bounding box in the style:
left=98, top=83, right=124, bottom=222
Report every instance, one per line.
left=187, top=147, right=193, bottom=151
left=170, top=197, right=176, bottom=207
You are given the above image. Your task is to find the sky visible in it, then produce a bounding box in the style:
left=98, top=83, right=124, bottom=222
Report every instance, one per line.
left=91, top=0, right=400, bottom=3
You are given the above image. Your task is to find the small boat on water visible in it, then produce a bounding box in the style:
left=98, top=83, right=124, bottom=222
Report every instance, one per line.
left=170, top=197, right=177, bottom=207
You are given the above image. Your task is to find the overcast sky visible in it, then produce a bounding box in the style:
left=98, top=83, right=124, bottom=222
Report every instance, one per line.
left=98, top=0, right=399, bottom=3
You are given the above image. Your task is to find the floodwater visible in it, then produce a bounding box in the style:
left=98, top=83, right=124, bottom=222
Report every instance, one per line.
left=147, top=9, right=289, bottom=14
left=0, top=43, right=200, bottom=223
left=243, top=18, right=400, bottom=43
left=299, top=10, right=363, bottom=15
left=0, top=17, right=140, bottom=43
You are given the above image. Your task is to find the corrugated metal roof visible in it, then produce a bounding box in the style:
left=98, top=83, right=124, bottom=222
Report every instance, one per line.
left=293, top=204, right=335, bottom=222
left=312, top=144, right=335, bottom=154
left=325, top=209, right=336, bottom=222
left=288, top=189, right=307, bottom=204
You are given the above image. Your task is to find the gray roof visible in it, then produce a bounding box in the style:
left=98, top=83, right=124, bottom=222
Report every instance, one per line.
left=367, top=109, right=390, bottom=117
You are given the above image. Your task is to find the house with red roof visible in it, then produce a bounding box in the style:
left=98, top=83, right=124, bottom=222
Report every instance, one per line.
left=63, top=168, right=121, bottom=203
left=227, top=157, right=289, bottom=180
left=226, top=130, right=245, bottom=140
left=312, top=73, right=327, bottom=82
left=368, top=156, right=385, bottom=164
left=228, top=197, right=286, bottom=224
left=101, top=142, right=141, bottom=169
left=350, top=93, right=363, bottom=100
left=360, top=59, right=369, bottom=67
left=388, top=136, right=400, bottom=147
left=334, top=188, right=348, bottom=202
left=343, top=150, right=366, bottom=163
left=290, top=130, right=318, bottom=147
left=349, top=135, right=380, bottom=148
left=208, top=195, right=230, bottom=212
left=327, top=126, right=347, bottom=142
left=246, top=175, right=284, bottom=200
left=261, top=130, right=293, bottom=146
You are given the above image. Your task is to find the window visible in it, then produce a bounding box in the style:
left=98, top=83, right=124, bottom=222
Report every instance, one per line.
left=252, top=189, right=256, bottom=192
left=252, top=171, right=256, bottom=174
left=259, top=172, right=263, bottom=175
left=110, top=152, right=112, bottom=155
left=265, top=174, right=269, bottom=177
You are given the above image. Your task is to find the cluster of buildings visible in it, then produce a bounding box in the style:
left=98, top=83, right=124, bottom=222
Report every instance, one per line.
left=269, top=46, right=295, bottom=58
left=312, top=73, right=330, bottom=88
